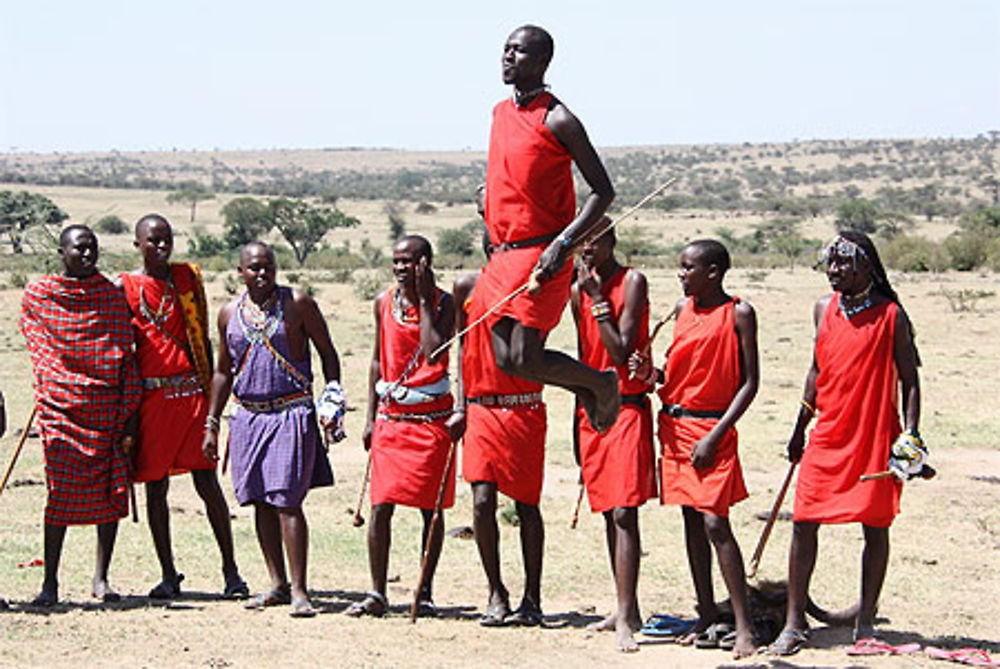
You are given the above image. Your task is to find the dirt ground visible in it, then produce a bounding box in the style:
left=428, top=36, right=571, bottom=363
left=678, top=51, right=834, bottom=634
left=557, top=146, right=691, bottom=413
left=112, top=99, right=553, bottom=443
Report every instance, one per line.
left=1, top=223, right=998, bottom=667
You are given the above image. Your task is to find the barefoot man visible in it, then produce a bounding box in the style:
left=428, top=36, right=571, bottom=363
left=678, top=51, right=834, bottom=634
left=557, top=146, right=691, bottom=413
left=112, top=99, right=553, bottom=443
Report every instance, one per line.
left=478, top=25, right=620, bottom=444
left=202, top=242, right=339, bottom=617
left=122, top=214, right=247, bottom=600
left=20, top=225, right=141, bottom=606
left=571, top=224, right=658, bottom=651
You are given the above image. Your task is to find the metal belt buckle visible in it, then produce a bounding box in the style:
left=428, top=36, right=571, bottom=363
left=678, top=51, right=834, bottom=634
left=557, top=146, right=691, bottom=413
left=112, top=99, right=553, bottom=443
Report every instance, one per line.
left=666, top=404, right=683, bottom=418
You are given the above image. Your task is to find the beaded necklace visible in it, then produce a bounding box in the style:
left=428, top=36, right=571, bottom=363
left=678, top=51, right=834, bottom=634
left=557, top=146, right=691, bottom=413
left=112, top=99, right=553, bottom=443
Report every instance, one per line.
left=138, top=277, right=174, bottom=328
left=238, top=290, right=281, bottom=343
left=839, top=282, right=875, bottom=319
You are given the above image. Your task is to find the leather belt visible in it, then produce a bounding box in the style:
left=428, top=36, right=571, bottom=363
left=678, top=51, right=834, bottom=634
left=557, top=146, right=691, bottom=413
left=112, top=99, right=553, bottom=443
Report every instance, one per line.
left=237, top=389, right=313, bottom=414
left=660, top=404, right=725, bottom=419
left=493, top=233, right=559, bottom=253
left=621, top=393, right=649, bottom=408
left=143, top=373, right=200, bottom=391
left=467, top=392, right=543, bottom=408
left=377, top=409, right=453, bottom=423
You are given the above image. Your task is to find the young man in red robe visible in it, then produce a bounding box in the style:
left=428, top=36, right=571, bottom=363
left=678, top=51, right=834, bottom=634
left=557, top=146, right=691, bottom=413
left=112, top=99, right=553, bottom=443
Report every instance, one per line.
left=770, top=231, right=922, bottom=655
left=121, top=214, right=247, bottom=600
left=20, top=225, right=141, bottom=606
left=479, top=25, right=620, bottom=436
left=571, top=223, right=657, bottom=652
left=351, top=235, right=456, bottom=618
left=632, top=239, right=759, bottom=659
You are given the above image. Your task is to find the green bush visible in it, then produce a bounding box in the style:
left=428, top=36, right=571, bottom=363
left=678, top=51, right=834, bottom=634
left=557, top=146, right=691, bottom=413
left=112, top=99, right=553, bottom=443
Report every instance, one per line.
left=9, top=271, right=28, bottom=288
left=884, top=235, right=946, bottom=272
left=943, top=229, right=992, bottom=270
left=95, top=214, right=128, bottom=235
left=352, top=269, right=390, bottom=301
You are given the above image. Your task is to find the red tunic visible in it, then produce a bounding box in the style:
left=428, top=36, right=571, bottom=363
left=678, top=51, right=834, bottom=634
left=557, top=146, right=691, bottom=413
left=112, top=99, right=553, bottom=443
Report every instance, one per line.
left=480, top=92, right=576, bottom=332
left=794, top=298, right=903, bottom=527
left=658, top=298, right=747, bottom=516
left=575, top=268, right=657, bottom=513
left=461, top=284, right=546, bottom=505
left=370, top=287, right=455, bottom=510
left=121, top=264, right=214, bottom=482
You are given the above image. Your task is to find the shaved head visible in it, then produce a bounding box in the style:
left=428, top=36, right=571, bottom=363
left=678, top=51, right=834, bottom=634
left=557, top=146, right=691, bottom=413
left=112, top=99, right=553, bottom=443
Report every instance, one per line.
left=686, top=239, right=731, bottom=274
left=514, top=24, right=554, bottom=66
left=240, top=241, right=275, bottom=267
left=135, top=213, right=171, bottom=239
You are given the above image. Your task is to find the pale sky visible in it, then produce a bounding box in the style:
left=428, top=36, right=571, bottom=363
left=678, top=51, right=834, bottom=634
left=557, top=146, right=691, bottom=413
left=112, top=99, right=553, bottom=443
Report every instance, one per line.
left=1, top=0, right=997, bottom=153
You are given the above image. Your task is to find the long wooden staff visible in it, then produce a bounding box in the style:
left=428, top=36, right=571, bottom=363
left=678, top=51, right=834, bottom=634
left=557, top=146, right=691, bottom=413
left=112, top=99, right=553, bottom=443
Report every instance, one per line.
left=569, top=481, right=585, bottom=529
left=409, top=440, right=457, bottom=623
left=430, top=178, right=678, bottom=360
left=0, top=405, right=37, bottom=496
left=747, top=461, right=797, bottom=579
left=352, top=451, right=373, bottom=528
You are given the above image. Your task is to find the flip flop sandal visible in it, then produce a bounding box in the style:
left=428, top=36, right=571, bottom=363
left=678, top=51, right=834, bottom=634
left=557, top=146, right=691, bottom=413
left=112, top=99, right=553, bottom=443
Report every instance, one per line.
left=768, top=628, right=811, bottom=656
left=718, top=630, right=739, bottom=652
left=289, top=598, right=318, bottom=618
left=148, top=573, right=184, bottom=600
left=694, top=622, right=734, bottom=649
left=504, top=603, right=543, bottom=627
left=416, top=599, right=438, bottom=618
left=244, top=586, right=291, bottom=610
left=926, top=646, right=1000, bottom=667
left=223, top=576, right=250, bottom=600
left=344, top=591, right=387, bottom=618
left=846, top=638, right=921, bottom=656
left=480, top=600, right=511, bottom=627
left=640, top=614, right=696, bottom=637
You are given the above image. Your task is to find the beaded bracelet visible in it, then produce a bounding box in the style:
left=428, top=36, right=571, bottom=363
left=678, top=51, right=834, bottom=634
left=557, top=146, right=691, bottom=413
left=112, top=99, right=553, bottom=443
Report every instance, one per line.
left=205, top=415, right=221, bottom=433
left=590, top=301, right=612, bottom=321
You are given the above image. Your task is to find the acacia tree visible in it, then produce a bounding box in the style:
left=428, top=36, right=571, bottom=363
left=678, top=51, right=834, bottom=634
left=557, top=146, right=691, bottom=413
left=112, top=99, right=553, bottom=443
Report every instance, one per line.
left=269, top=198, right=359, bottom=266
left=0, top=190, right=68, bottom=253
left=221, top=197, right=272, bottom=249
left=166, top=181, right=215, bottom=222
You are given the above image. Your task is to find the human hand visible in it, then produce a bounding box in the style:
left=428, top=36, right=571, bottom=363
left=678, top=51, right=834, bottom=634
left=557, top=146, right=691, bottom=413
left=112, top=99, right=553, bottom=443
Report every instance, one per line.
left=445, top=410, right=467, bottom=443
left=787, top=430, right=805, bottom=463
left=691, top=435, right=718, bottom=469
left=362, top=422, right=373, bottom=452
left=202, top=431, right=219, bottom=463
left=533, top=237, right=569, bottom=286
left=576, top=262, right=602, bottom=300
left=628, top=350, right=652, bottom=383
left=415, top=256, right=435, bottom=305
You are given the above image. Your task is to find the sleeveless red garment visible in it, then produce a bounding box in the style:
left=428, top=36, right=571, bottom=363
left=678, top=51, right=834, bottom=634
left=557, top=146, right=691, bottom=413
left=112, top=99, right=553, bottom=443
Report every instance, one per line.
left=794, top=298, right=902, bottom=527
left=575, top=268, right=657, bottom=512
left=461, top=282, right=547, bottom=505
left=658, top=298, right=748, bottom=516
left=371, top=287, right=455, bottom=510
left=479, top=92, right=575, bottom=333
left=121, top=264, right=214, bottom=482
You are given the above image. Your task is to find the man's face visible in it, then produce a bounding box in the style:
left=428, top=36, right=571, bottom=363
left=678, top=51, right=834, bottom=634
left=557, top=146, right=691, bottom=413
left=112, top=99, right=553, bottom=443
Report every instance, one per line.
left=60, top=229, right=99, bottom=278
left=502, top=29, right=547, bottom=86
left=677, top=247, right=712, bottom=297
left=825, top=249, right=871, bottom=296
left=135, top=219, right=173, bottom=270
left=239, top=245, right=277, bottom=294
left=580, top=232, right=614, bottom=270
left=392, top=239, right=425, bottom=288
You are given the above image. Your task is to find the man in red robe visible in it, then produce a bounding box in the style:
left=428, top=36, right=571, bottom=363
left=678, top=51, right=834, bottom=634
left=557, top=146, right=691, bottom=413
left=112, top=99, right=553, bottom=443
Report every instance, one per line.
left=121, top=214, right=247, bottom=600
left=770, top=231, right=922, bottom=655
left=479, top=25, right=620, bottom=437
left=350, top=236, right=456, bottom=618
left=571, top=223, right=657, bottom=652
left=20, top=225, right=141, bottom=606
left=451, top=217, right=549, bottom=627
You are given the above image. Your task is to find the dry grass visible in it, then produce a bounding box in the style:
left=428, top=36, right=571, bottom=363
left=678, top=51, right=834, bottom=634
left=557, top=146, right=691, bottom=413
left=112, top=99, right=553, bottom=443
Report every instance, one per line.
left=0, top=189, right=998, bottom=667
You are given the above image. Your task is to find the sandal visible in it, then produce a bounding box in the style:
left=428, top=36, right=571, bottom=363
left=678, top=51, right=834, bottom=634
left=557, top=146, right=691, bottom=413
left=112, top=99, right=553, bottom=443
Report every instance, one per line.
left=244, top=585, right=291, bottom=610
left=926, top=646, right=1000, bottom=667
left=289, top=597, right=318, bottom=618
left=148, top=573, right=184, bottom=600
left=504, top=600, right=543, bottom=627
left=768, top=628, right=810, bottom=656
left=344, top=591, right=387, bottom=618
left=847, top=638, right=921, bottom=656
left=222, top=575, right=250, bottom=600
left=416, top=598, right=438, bottom=618
left=641, top=614, right=696, bottom=638
left=694, top=622, right=734, bottom=649
left=480, top=598, right=511, bottom=627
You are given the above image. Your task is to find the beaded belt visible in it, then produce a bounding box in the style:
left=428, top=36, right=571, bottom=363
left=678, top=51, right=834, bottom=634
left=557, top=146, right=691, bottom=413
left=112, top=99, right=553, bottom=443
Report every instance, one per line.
left=467, top=392, right=543, bottom=408
left=377, top=409, right=453, bottom=424
left=143, top=373, right=202, bottom=399
left=493, top=233, right=559, bottom=253
left=660, top=404, right=725, bottom=420
left=237, top=389, right=313, bottom=414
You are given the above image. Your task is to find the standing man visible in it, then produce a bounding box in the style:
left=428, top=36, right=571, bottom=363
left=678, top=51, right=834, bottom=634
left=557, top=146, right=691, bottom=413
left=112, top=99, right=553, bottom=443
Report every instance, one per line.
left=478, top=25, right=620, bottom=434
left=20, top=224, right=141, bottom=606
left=121, top=213, right=247, bottom=600
left=570, top=223, right=657, bottom=652
left=202, top=241, right=339, bottom=618
left=350, top=236, right=455, bottom=618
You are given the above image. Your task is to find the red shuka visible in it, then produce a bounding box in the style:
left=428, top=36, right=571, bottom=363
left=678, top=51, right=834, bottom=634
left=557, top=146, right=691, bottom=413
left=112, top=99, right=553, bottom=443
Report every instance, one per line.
left=794, top=299, right=903, bottom=527
left=658, top=298, right=747, bottom=517
left=461, top=286, right=546, bottom=505
left=370, top=287, right=455, bottom=510
left=479, top=92, right=576, bottom=332
left=576, top=268, right=657, bottom=512
left=122, top=264, right=214, bottom=482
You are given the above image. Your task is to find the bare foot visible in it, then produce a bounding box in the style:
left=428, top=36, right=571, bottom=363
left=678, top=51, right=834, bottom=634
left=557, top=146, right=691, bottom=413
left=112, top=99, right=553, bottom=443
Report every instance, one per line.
left=593, top=370, right=621, bottom=433
left=732, top=630, right=757, bottom=659
left=587, top=613, right=616, bottom=632
left=616, top=617, right=640, bottom=653
left=677, top=613, right=716, bottom=646
left=92, top=578, right=121, bottom=603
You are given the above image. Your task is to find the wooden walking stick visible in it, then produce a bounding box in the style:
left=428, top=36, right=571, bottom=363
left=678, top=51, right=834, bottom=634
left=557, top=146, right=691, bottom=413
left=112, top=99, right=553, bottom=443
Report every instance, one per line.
left=352, top=451, right=373, bottom=528
left=0, top=405, right=37, bottom=496
left=569, top=481, right=585, bottom=529
left=747, top=461, right=797, bottom=579
left=409, top=440, right=457, bottom=623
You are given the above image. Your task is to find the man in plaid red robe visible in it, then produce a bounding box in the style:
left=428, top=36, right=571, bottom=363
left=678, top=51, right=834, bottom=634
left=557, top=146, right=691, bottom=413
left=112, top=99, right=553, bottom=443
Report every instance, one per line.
left=20, top=225, right=141, bottom=606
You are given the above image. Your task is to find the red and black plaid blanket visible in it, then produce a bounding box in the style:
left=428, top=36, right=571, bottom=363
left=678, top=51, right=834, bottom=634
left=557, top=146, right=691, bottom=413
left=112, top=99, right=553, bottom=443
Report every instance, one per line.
left=21, top=273, right=141, bottom=525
